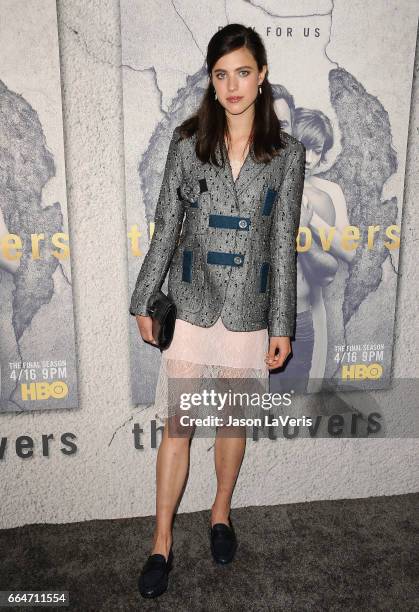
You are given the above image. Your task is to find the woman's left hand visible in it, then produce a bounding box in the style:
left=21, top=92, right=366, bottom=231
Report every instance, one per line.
left=299, top=193, right=314, bottom=228
left=265, top=336, right=291, bottom=370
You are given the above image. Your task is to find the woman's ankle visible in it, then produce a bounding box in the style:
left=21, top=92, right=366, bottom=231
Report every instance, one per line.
left=151, top=532, right=173, bottom=560
left=210, top=502, right=231, bottom=527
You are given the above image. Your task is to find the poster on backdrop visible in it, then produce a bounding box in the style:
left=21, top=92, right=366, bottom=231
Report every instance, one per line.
left=121, top=0, right=418, bottom=405
left=0, top=0, right=79, bottom=412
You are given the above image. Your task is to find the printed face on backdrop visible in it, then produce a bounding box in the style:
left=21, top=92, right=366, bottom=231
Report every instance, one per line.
left=273, top=98, right=292, bottom=134
left=304, top=141, right=324, bottom=176
left=293, top=109, right=333, bottom=180
left=211, top=46, right=267, bottom=119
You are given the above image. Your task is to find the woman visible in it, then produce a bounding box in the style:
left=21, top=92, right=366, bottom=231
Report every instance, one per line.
left=292, top=107, right=355, bottom=385
left=270, top=93, right=339, bottom=394
left=129, top=24, right=305, bottom=599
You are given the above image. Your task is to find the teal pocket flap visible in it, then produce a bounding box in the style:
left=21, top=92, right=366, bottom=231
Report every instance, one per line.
left=262, top=188, right=277, bottom=216
left=182, top=250, right=193, bottom=282
left=260, top=262, right=269, bottom=293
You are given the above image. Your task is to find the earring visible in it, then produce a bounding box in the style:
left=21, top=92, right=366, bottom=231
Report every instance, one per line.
left=259, top=85, right=262, bottom=94
left=214, top=89, right=217, bottom=100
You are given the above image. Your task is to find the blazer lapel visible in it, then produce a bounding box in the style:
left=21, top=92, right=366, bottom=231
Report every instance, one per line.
left=233, top=145, right=267, bottom=196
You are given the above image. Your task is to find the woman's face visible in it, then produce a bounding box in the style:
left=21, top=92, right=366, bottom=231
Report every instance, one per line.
left=211, top=46, right=266, bottom=118
left=304, top=140, right=324, bottom=174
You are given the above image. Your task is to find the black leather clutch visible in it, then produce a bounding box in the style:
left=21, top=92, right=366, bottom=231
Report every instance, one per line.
left=146, top=290, right=177, bottom=351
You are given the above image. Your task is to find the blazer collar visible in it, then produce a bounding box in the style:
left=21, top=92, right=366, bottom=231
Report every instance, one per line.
left=208, top=139, right=267, bottom=197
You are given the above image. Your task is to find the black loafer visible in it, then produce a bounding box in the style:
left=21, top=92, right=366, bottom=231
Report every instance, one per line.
left=210, top=519, right=237, bottom=564
left=138, top=547, right=173, bottom=599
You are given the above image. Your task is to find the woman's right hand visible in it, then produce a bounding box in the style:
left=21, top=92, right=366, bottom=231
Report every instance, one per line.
left=135, top=315, right=158, bottom=346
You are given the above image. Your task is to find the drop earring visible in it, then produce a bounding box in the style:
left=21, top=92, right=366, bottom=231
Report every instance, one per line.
left=214, top=89, right=217, bottom=100
left=259, top=85, right=262, bottom=94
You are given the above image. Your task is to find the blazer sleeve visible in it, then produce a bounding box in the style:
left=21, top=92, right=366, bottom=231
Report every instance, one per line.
left=129, top=127, right=185, bottom=316
left=268, top=141, right=305, bottom=337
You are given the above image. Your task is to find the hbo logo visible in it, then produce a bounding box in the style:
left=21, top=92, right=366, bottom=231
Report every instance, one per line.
left=341, top=364, right=382, bottom=380
left=21, top=381, right=68, bottom=400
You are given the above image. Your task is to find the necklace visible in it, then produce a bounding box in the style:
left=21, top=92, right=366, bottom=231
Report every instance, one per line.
left=225, top=138, right=250, bottom=175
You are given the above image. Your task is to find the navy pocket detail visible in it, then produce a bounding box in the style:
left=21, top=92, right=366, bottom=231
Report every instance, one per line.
left=199, top=178, right=208, bottom=193
left=190, top=200, right=199, bottom=208
left=182, top=250, right=193, bottom=282
left=260, top=262, right=270, bottom=293
left=262, top=188, right=277, bottom=216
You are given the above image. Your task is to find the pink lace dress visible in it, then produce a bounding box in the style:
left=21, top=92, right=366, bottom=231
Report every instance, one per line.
left=153, top=156, right=270, bottom=421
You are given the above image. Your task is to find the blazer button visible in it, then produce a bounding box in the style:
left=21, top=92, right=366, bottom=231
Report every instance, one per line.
left=238, top=219, right=248, bottom=229
left=233, top=256, right=242, bottom=265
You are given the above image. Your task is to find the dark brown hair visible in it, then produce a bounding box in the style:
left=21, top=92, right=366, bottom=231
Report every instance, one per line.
left=178, top=24, right=287, bottom=166
left=293, top=107, right=333, bottom=164
left=271, top=83, right=296, bottom=130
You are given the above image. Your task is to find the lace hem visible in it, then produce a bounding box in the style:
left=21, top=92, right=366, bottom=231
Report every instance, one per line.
left=152, top=356, right=269, bottom=421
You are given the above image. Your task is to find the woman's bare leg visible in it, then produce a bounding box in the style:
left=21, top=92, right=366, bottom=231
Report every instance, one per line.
left=212, top=430, right=246, bottom=526
left=211, top=366, right=247, bottom=526
left=151, top=417, right=193, bottom=559
left=150, top=358, right=199, bottom=560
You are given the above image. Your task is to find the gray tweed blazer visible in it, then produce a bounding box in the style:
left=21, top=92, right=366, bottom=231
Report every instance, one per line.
left=129, top=126, right=305, bottom=337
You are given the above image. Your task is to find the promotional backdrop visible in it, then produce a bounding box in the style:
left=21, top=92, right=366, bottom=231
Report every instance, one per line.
left=0, top=0, right=78, bottom=412
left=0, top=1, right=416, bottom=530
left=122, top=0, right=418, bottom=405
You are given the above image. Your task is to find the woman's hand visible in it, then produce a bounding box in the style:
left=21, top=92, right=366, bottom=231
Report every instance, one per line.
left=135, top=315, right=158, bottom=346
left=265, top=336, right=291, bottom=370
left=299, top=193, right=314, bottom=228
